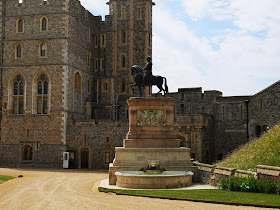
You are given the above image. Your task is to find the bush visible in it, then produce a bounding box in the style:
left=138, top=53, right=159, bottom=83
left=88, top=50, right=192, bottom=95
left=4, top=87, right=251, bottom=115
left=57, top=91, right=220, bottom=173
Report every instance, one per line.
left=220, top=175, right=279, bottom=194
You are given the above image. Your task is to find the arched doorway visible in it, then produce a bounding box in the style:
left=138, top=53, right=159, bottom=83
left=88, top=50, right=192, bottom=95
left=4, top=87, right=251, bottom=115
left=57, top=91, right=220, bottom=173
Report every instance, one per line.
left=80, top=148, right=89, bottom=169
left=255, top=125, right=262, bottom=138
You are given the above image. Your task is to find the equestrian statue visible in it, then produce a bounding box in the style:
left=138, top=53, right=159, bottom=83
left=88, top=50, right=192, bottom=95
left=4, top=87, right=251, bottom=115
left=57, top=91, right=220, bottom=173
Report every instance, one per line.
left=131, top=56, right=168, bottom=97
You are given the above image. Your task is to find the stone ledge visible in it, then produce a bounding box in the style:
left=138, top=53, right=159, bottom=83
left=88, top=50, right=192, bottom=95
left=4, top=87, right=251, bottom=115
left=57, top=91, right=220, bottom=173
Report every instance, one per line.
left=256, top=165, right=280, bottom=176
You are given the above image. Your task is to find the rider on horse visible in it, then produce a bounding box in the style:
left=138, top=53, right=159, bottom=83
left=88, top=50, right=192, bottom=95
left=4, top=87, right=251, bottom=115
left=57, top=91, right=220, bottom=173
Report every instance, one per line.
left=144, top=56, right=153, bottom=85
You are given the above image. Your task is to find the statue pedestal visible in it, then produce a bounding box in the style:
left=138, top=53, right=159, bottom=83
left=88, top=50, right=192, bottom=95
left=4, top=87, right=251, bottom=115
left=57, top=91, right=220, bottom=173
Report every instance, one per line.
left=109, top=97, right=196, bottom=188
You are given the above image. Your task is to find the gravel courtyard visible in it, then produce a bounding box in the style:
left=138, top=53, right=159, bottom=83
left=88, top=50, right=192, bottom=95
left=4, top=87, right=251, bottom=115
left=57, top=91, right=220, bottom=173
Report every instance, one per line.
left=0, top=168, right=271, bottom=210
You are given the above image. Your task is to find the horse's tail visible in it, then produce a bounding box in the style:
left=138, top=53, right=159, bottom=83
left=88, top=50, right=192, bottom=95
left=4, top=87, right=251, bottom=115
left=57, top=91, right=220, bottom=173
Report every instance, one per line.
left=164, top=77, right=169, bottom=93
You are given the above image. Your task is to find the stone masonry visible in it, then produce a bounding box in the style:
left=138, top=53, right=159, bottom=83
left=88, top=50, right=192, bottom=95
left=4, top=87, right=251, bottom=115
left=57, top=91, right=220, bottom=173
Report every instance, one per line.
left=0, top=0, right=279, bottom=169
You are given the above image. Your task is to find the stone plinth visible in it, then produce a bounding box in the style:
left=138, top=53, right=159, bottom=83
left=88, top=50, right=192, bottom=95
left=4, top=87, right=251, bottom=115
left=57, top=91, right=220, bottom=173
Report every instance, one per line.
left=109, top=97, right=196, bottom=187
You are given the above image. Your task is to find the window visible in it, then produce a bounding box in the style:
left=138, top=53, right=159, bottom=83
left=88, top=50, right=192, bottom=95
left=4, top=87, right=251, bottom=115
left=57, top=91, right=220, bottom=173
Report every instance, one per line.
left=255, top=125, right=262, bottom=138
left=88, top=77, right=92, bottom=93
left=121, top=30, right=126, bottom=44
left=39, top=42, right=47, bottom=57
left=83, top=134, right=87, bottom=145
left=95, top=59, right=98, bottom=71
left=37, top=74, right=49, bottom=115
left=22, top=145, right=33, bottom=161
left=13, top=75, right=24, bottom=115
left=74, top=72, right=82, bottom=90
left=137, top=7, right=142, bottom=20
left=106, top=136, right=109, bottom=143
left=102, top=81, right=108, bottom=92
left=94, top=35, right=98, bottom=48
left=120, top=79, right=126, bottom=93
left=26, top=129, right=30, bottom=138
left=41, top=17, right=48, bottom=31
left=17, top=18, right=24, bottom=33
left=121, top=55, right=126, bottom=68
left=88, top=28, right=91, bottom=42
left=100, top=58, right=104, bottom=70
left=105, top=152, right=110, bottom=164
left=121, top=6, right=126, bottom=19
left=100, top=34, right=106, bottom=47
left=15, top=43, right=23, bottom=59
left=88, top=53, right=91, bottom=67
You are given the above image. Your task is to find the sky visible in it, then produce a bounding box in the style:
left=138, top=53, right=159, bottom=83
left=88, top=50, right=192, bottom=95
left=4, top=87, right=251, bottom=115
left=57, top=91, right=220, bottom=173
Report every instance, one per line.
left=80, top=0, right=280, bottom=96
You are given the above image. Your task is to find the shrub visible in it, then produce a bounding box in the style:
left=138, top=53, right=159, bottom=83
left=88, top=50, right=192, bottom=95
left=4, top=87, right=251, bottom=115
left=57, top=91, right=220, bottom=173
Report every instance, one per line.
left=221, top=175, right=279, bottom=194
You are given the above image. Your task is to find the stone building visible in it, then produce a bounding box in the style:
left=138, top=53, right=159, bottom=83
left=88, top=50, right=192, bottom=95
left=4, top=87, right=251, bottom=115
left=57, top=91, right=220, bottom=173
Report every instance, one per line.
left=0, top=0, right=279, bottom=169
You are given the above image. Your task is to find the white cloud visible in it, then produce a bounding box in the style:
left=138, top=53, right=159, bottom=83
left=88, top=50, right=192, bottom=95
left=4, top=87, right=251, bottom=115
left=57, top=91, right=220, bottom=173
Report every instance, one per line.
left=153, top=0, right=280, bottom=95
left=79, top=0, right=280, bottom=96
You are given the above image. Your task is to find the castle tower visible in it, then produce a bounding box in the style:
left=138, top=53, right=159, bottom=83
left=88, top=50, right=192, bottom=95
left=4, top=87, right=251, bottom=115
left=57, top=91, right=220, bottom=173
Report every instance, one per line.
left=96, top=0, right=155, bottom=120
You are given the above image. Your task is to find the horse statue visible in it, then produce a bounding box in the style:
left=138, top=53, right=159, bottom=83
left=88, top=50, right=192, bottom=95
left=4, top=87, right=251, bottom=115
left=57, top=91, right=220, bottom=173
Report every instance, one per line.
left=130, top=65, right=168, bottom=97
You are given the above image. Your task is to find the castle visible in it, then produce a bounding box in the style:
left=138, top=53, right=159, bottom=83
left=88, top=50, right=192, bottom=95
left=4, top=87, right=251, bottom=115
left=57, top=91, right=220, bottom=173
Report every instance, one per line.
left=0, top=0, right=279, bottom=169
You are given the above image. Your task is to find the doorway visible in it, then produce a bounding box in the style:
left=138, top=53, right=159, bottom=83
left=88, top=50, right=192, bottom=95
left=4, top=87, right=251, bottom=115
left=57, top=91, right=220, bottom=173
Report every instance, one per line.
left=80, top=148, right=89, bottom=169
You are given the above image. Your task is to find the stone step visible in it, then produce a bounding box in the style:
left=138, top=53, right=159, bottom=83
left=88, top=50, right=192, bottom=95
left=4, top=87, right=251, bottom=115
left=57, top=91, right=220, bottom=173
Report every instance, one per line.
left=127, top=133, right=177, bottom=139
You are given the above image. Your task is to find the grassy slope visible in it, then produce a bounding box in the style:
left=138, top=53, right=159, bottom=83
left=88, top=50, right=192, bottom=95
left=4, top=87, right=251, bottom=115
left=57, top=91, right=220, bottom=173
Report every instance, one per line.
left=217, top=124, right=280, bottom=171
left=0, top=175, right=15, bottom=184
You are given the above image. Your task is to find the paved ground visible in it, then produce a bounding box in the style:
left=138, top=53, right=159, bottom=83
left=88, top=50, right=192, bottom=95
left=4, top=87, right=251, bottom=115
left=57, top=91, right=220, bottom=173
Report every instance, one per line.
left=0, top=168, right=272, bottom=210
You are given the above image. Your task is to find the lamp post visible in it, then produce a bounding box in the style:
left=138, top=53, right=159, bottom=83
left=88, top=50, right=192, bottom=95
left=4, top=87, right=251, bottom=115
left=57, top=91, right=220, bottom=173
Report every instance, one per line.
left=245, top=100, right=250, bottom=142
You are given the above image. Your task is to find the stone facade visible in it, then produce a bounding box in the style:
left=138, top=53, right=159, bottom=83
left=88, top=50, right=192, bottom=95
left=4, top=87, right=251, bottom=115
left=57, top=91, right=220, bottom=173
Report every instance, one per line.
left=0, top=0, right=279, bottom=169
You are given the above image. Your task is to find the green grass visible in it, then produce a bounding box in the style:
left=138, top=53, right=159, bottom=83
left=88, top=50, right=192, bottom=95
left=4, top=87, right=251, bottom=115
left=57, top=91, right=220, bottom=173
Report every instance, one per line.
left=217, top=124, right=280, bottom=171
left=0, top=175, right=15, bottom=184
left=99, top=188, right=280, bottom=208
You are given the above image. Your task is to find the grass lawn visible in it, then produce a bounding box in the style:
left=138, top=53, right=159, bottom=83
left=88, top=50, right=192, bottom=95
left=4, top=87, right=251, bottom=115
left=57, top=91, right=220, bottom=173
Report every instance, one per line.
left=0, top=175, right=15, bottom=184
left=99, top=188, right=280, bottom=208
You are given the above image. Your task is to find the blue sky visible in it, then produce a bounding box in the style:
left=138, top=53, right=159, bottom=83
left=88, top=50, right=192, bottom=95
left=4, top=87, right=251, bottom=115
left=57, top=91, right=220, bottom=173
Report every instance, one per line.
left=81, top=0, right=280, bottom=96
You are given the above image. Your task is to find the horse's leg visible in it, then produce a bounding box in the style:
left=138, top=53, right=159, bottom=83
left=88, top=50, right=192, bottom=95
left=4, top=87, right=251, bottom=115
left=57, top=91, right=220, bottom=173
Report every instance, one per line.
left=139, top=85, right=142, bottom=97
left=131, top=83, right=136, bottom=93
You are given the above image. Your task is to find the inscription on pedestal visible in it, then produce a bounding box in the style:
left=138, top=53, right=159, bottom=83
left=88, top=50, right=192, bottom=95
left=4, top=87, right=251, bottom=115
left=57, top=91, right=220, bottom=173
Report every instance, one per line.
left=137, top=110, right=166, bottom=126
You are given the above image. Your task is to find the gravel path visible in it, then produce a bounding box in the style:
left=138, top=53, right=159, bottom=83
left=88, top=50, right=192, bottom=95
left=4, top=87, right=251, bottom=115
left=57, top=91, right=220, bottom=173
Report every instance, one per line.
left=0, top=168, right=271, bottom=210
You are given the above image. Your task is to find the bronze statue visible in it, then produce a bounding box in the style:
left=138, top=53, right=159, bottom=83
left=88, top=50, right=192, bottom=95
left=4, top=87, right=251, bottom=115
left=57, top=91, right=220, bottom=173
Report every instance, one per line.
left=131, top=56, right=168, bottom=97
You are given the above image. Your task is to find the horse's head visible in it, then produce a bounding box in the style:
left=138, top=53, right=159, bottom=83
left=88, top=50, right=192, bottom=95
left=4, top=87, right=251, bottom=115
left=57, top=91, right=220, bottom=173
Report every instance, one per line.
left=131, top=65, right=143, bottom=76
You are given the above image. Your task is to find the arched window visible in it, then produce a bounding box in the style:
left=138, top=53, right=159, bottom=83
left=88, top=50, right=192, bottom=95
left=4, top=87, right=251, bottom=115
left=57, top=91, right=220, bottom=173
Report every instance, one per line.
left=39, top=42, right=47, bottom=57
left=37, top=74, right=49, bottom=115
left=22, top=145, right=33, bottom=161
left=13, top=75, right=24, bottom=114
left=121, top=55, right=126, bottom=68
left=16, top=43, right=23, bottom=58
left=17, top=18, right=24, bottom=33
left=120, top=78, right=126, bottom=93
left=74, top=72, right=81, bottom=90
left=41, top=17, right=48, bottom=31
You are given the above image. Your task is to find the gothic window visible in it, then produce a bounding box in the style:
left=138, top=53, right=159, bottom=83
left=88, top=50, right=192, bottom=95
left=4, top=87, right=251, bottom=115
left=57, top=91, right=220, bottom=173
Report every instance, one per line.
left=13, top=75, right=24, bottom=115
left=105, top=152, right=110, bottom=164
left=121, top=30, right=126, bottom=44
left=100, top=58, right=104, bottom=70
left=39, top=42, right=47, bottom=57
left=37, top=74, right=49, bottom=115
left=22, top=145, right=33, bottom=161
left=15, top=43, right=23, bottom=59
left=121, top=6, right=126, bottom=19
left=94, top=35, right=98, bottom=48
left=120, top=78, right=126, bottom=93
left=102, top=81, right=108, bottom=92
left=137, top=7, right=142, bottom=20
left=41, top=17, right=48, bottom=31
left=88, top=53, right=91, bottom=67
left=17, top=18, right=24, bottom=33
left=100, top=34, right=106, bottom=47
left=74, top=72, right=82, bottom=90
left=121, top=55, right=126, bottom=68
